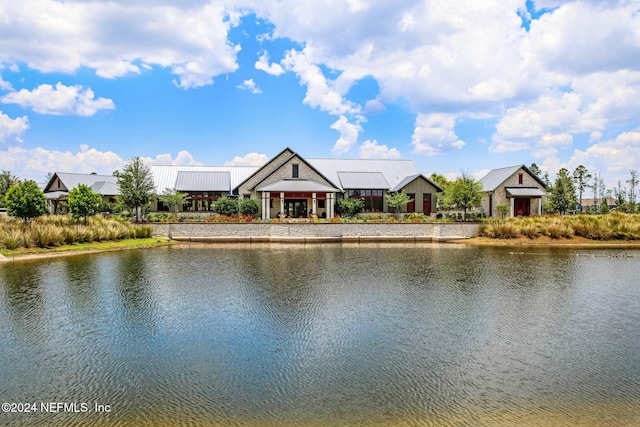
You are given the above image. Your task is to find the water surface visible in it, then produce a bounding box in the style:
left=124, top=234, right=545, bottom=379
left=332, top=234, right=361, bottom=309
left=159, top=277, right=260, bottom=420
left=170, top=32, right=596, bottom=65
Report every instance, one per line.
left=1, top=244, right=639, bottom=426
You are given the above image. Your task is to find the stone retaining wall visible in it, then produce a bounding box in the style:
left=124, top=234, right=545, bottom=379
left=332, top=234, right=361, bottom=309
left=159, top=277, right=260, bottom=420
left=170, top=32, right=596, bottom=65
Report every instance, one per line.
left=149, top=222, right=479, bottom=243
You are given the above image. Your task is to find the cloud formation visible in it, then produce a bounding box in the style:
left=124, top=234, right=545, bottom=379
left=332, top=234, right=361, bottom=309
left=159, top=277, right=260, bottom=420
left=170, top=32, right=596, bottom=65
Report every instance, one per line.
left=0, top=111, right=29, bottom=143
left=2, top=83, right=115, bottom=116
left=412, top=113, right=465, bottom=156
left=224, top=152, right=269, bottom=166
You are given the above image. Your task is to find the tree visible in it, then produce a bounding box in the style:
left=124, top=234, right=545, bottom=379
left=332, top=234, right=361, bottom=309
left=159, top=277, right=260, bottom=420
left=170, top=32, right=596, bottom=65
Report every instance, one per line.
left=0, top=170, right=19, bottom=208
left=448, top=173, right=482, bottom=221
left=4, top=180, right=47, bottom=223
left=385, top=190, right=413, bottom=215
left=159, top=188, right=187, bottom=213
left=68, top=184, right=103, bottom=224
left=529, top=163, right=542, bottom=178
left=116, top=157, right=155, bottom=222
left=573, top=165, right=591, bottom=213
left=548, top=168, right=577, bottom=214
left=628, top=169, right=638, bottom=212
left=430, top=173, right=454, bottom=212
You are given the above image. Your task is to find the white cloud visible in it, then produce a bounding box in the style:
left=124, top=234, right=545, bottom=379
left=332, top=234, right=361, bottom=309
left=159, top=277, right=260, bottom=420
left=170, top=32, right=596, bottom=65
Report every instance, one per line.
left=0, top=111, right=29, bottom=143
left=0, top=0, right=240, bottom=89
left=142, top=150, right=203, bottom=166
left=0, top=145, right=204, bottom=181
left=255, top=51, right=284, bottom=76
left=224, top=152, right=268, bottom=166
left=0, top=145, right=125, bottom=181
left=358, top=140, right=401, bottom=159
left=236, top=79, right=262, bottom=94
left=1, top=83, right=115, bottom=116
left=282, top=48, right=360, bottom=116
left=330, top=115, right=362, bottom=154
left=0, top=76, right=13, bottom=91
left=412, top=113, right=465, bottom=156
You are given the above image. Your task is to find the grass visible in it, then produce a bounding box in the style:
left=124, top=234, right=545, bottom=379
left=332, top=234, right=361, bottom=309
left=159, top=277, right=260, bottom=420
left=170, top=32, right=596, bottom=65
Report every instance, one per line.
left=478, top=212, right=640, bottom=240
left=0, top=214, right=153, bottom=251
left=0, top=237, right=173, bottom=258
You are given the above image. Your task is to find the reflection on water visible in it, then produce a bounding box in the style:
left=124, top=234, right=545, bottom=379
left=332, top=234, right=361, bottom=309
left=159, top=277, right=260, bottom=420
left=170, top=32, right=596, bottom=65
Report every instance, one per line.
left=1, top=244, right=640, bottom=426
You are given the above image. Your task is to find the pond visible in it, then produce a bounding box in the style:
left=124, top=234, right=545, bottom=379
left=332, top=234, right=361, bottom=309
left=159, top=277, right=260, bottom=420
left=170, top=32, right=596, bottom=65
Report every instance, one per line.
left=1, top=244, right=639, bottom=426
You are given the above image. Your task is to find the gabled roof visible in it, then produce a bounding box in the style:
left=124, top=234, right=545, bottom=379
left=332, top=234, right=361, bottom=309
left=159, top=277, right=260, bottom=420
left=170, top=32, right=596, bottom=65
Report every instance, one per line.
left=248, top=151, right=339, bottom=192
left=337, top=172, right=389, bottom=189
left=306, top=158, right=420, bottom=191
left=175, top=171, right=230, bottom=192
left=44, top=172, right=118, bottom=194
left=390, top=174, right=444, bottom=193
left=236, top=147, right=295, bottom=191
left=479, top=165, right=547, bottom=192
left=151, top=165, right=258, bottom=194
left=256, top=179, right=340, bottom=193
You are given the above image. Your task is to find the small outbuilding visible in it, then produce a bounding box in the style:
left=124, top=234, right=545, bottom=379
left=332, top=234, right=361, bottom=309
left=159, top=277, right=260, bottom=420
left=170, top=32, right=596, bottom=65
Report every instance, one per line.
left=479, top=165, right=547, bottom=218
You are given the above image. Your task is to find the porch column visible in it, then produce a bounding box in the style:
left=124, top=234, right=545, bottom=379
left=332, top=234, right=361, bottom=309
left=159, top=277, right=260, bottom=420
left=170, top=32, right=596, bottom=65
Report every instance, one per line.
left=312, top=192, right=317, bottom=215
left=280, top=192, right=285, bottom=217
left=261, top=192, right=270, bottom=220
left=510, top=197, right=515, bottom=217
left=538, top=197, right=542, bottom=215
left=326, top=192, right=334, bottom=218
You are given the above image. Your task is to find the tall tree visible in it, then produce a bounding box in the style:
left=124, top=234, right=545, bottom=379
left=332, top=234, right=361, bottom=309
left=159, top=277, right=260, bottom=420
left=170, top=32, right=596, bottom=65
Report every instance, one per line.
left=116, top=157, right=155, bottom=222
left=0, top=170, right=20, bottom=208
left=549, top=168, right=577, bottom=214
left=628, top=169, right=638, bottom=212
left=448, top=172, right=482, bottom=221
left=573, top=165, right=591, bottom=213
left=68, top=184, right=103, bottom=224
left=429, top=173, right=453, bottom=211
left=4, top=180, right=47, bottom=223
left=529, top=163, right=542, bottom=178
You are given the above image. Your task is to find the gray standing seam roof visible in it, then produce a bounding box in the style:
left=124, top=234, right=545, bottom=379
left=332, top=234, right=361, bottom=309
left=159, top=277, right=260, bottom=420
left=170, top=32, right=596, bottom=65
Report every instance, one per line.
left=256, top=179, right=340, bottom=193
left=479, top=165, right=523, bottom=192
left=307, top=158, right=420, bottom=191
left=175, top=171, right=231, bottom=192
left=337, top=172, right=390, bottom=189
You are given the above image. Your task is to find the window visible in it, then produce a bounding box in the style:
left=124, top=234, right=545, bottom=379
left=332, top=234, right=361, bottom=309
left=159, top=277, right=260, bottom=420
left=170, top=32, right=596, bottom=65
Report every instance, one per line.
left=518, top=173, right=523, bottom=184
left=318, top=199, right=326, bottom=209
left=348, top=189, right=383, bottom=211
left=292, top=164, right=299, bottom=178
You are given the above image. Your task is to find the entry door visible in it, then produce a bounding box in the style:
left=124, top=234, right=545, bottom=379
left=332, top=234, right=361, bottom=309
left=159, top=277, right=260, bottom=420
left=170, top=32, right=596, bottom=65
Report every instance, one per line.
left=407, top=193, right=416, bottom=213
left=514, top=198, right=530, bottom=216
left=286, top=199, right=307, bottom=217
left=422, top=193, right=432, bottom=214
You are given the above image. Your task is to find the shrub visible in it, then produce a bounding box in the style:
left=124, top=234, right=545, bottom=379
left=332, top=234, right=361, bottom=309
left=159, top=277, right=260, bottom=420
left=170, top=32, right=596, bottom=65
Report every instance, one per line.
left=239, top=198, right=259, bottom=216
left=335, top=197, right=364, bottom=217
left=213, top=198, right=239, bottom=216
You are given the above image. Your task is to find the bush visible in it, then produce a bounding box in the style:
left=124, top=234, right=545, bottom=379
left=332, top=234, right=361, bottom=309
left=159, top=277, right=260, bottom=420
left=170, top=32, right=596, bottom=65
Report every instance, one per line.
left=239, top=198, right=259, bottom=216
left=213, top=198, right=239, bottom=216
left=335, top=197, right=364, bottom=217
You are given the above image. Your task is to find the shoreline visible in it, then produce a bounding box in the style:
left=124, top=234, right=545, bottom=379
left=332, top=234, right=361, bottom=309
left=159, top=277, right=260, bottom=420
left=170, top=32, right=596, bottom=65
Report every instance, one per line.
left=2, top=236, right=640, bottom=263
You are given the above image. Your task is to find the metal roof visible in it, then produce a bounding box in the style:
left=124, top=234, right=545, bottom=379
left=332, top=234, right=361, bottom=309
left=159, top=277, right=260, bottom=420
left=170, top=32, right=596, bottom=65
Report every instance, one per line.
left=256, top=179, right=340, bottom=193
left=90, top=181, right=119, bottom=195
left=479, top=165, right=523, bottom=192
left=506, top=187, right=546, bottom=197
left=307, top=158, right=420, bottom=191
left=45, top=172, right=118, bottom=193
left=175, top=171, right=230, bottom=192
left=151, top=165, right=258, bottom=194
left=337, top=172, right=389, bottom=189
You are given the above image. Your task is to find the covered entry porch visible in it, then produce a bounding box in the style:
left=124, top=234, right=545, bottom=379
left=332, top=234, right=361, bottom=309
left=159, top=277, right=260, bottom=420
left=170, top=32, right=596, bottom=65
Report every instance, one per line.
left=506, top=187, right=546, bottom=217
left=256, top=179, right=339, bottom=220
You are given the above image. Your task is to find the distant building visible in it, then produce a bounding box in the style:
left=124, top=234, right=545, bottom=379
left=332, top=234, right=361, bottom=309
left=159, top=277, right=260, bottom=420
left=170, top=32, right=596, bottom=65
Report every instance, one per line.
left=150, top=147, right=443, bottom=219
left=479, top=165, right=547, bottom=217
left=43, top=172, right=118, bottom=213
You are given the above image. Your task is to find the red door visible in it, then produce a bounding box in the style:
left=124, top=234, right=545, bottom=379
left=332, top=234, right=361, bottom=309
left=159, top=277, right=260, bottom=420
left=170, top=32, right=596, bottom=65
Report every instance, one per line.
left=514, top=198, right=530, bottom=216
left=423, top=193, right=432, bottom=214
left=407, top=194, right=415, bottom=213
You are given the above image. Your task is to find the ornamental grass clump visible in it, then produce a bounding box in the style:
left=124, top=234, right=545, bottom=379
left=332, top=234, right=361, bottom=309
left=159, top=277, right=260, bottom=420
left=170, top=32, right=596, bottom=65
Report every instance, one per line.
left=30, top=224, right=63, bottom=248
left=479, top=222, right=519, bottom=238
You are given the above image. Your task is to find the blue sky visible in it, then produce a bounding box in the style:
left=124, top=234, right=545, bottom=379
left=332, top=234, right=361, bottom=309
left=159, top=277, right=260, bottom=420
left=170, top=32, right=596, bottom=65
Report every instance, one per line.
left=1, top=0, right=639, bottom=194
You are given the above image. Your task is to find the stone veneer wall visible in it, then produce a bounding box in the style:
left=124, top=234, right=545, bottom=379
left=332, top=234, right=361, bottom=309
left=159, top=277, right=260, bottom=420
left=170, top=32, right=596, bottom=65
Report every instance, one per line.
left=150, top=222, right=479, bottom=242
